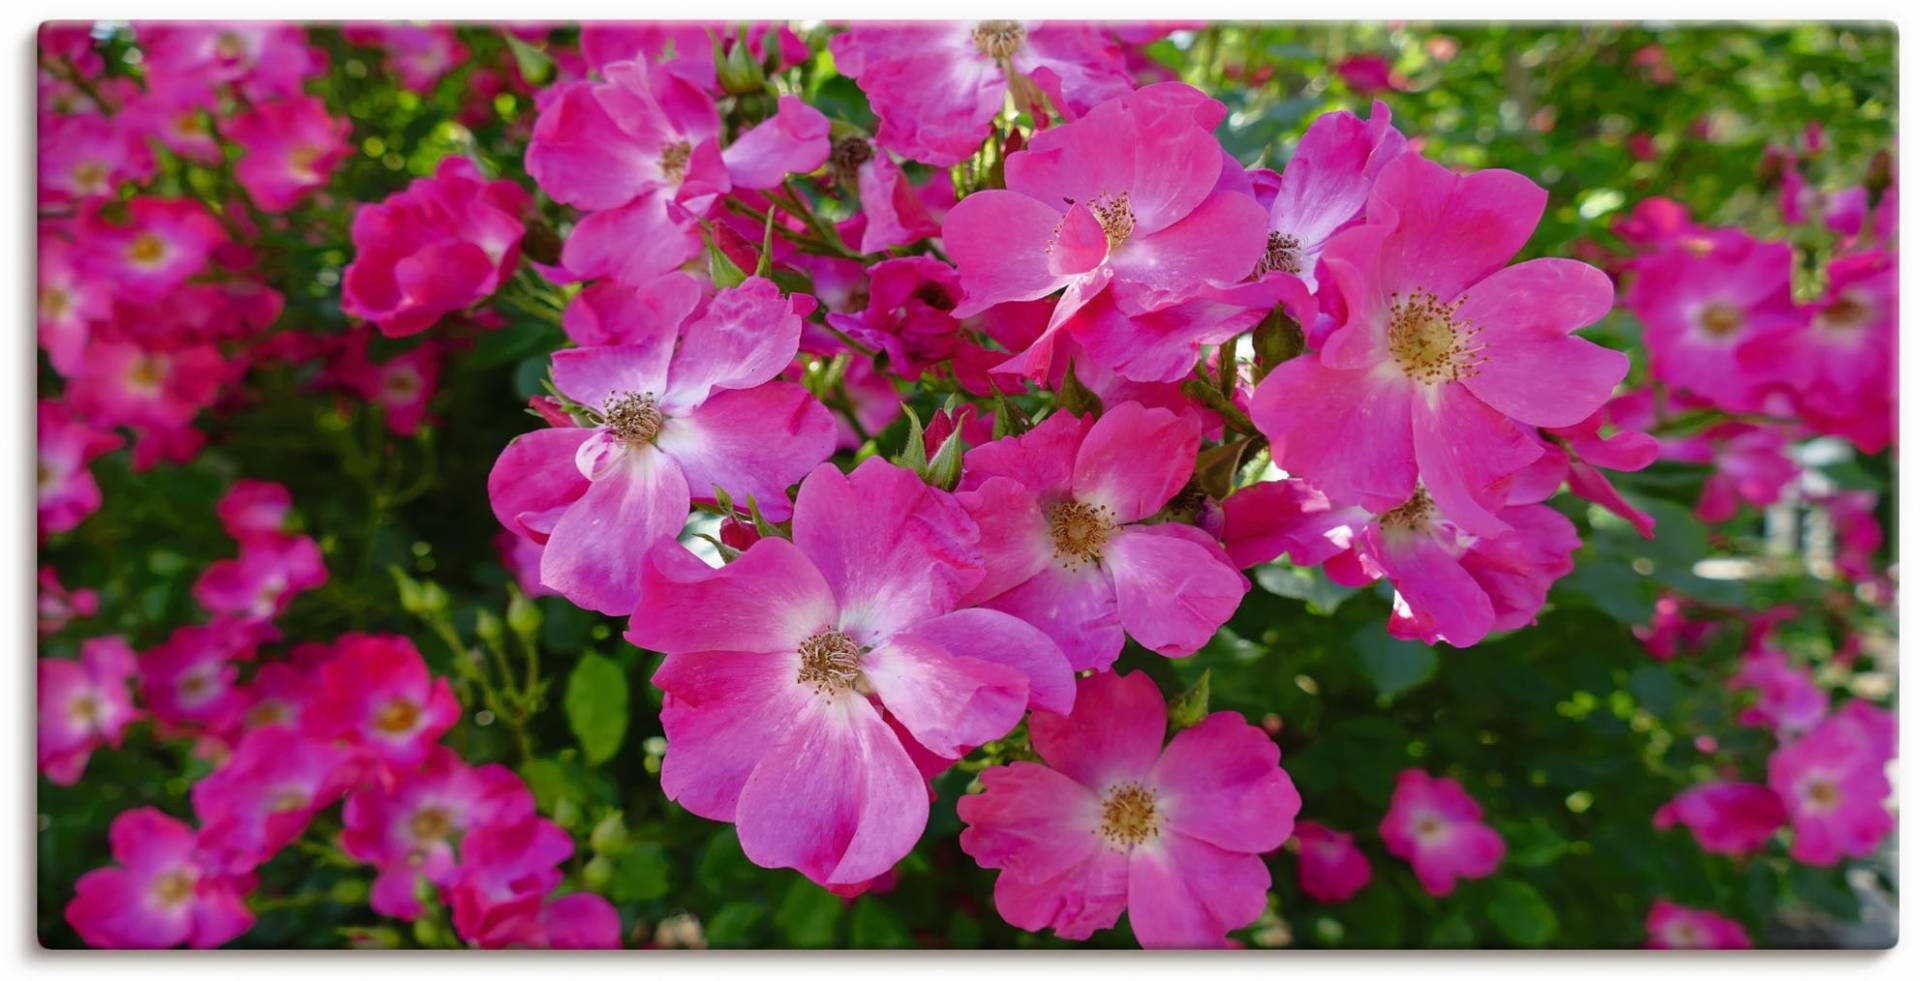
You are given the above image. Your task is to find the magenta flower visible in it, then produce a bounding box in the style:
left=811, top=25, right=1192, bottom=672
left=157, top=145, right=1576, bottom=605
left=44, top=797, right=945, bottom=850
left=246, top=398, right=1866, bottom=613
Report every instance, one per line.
left=65, top=807, right=254, bottom=949
left=446, top=815, right=575, bottom=943
left=38, top=637, right=141, bottom=785
left=1379, top=769, right=1505, bottom=896
left=838, top=139, right=943, bottom=254
left=1335, top=53, right=1396, bottom=95
left=1728, top=648, right=1827, bottom=737
left=76, top=197, right=227, bottom=301
left=124, top=74, right=223, bottom=166
left=1252, top=152, right=1626, bottom=537
left=1667, top=421, right=1801, bottom=523
left=1645, top=900, right=1752, bottom=949
left=192, top=726, right=354, bottom=873
left=345, top=24, right=469, bottom=93
left=955, top=403, right=1248, bottom=670
left=308, top=634, right=460, bottom=769
left=942, top=83, right=1270, bottom=379
left=341, top=156, right=529, bottom=338
left=1767, top=701, right=1896, bottom=866
left=957, top=670, right=1300, bottom=948
left=488, top=276, right=835, bottom=614
left=1740, top=250, right=1895, bottom=453
left=139, top=622, right=256, bottom=735
left=1250, top=101, right=1406, bottom=293
left=830, top=22, right=1132, bottom=166
left=1624, top=232, right=1803, bottom=413
left=137, top=22, right=323, bottom=101
left=525, top=58, right=719, bottom=284
left=473, top=893, right=622, bottom=949
left=341, top=746, right=536, bottom=921
left=37, top=399, right=122, bottom=535
left=37, top=566, right=100, bottom=636
left=192, top=532, right=329, bottom=622
left=224, top=96, right=351, bottom=212
left=1822, top=490, right=1885, bottom=580
left=1292, top=820, right=1373, bottom=904
left=1652, top=781, right=1787, bottom=856
left=1508, top=406, right=1660, bottom=539
left=38, top=227, right=110, bottom=377
left=627, top=458, right=1074, bottom=887
left=39, top=112, right=153, bottom=204
left=331, top=332, right=443, bottom=435
left=823, top=256, right=969, bottom=382
left=216, top=479, right=293, bottom=541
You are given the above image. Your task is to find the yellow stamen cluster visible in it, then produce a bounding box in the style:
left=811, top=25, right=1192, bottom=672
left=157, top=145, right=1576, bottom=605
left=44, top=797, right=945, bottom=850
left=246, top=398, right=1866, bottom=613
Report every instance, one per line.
left=1098, top=782, right=1161, bottom=847
left=606, top=392, right=665, bottom=444
left=1089, top=192, right=1135, bottom=251
left=659, top=140, right=693, bottom=185
left=1697, top=302, right=1743, bottom=338
left=1254, top=231, right=1305, bottom=277
left=1045, top=500, right=1115, bottom=570
left=1387, top=290, right=1483, bottom=384
left=971, top=21, right=1027, bottom=62
left=1380, top=487, right=1436, bottom=533
left=797, top=629, right=864, bottom=696
left=409, top=806, right=454, bottom=842
left=374, top=698, right=420, bottom=735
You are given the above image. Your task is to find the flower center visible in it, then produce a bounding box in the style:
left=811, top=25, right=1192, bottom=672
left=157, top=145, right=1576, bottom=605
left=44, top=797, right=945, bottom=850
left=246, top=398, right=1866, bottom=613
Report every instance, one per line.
left=409, top=805, right=453, bottom=842
left=830, top=137, right=874, bottom=182
left=1697, top=302, right=1743, bottom=337
left=70, top=694, right=102, bottom=726
left=796, top=629, right=865, bottom=696
left=605, top=391, right=664, bottom=444
left=289, top=144, right=325, bottom=176
left=245, top=701, right=290, bottom=728
left=127, top=354, right=168, bottom=392
left=659, top=140, right=692, bottom=185
left=1098, top=782, right=1160, bottom=847
left=42, top=286, right=72, bottom=320
left=151, top=868, right=196, bottom=907
left=1414, top=814, right=1446, bottom=841
left=1089, top=192, right=1135, bottom=250
left=1805, top=777, right=1840, bottom=810
left=383, top=369, right=422, bottom=402
left=374, top=698, right=420, bottom=735
left=1379, top=487, right=1436, bottom=533
left=72, top=160, right=110, bottom=193
left=269, top=786, right=311, bottom=813
left=128, top=233, right=169, bottom=266
left=1818, top=294, right=1872, bottom=332
left=1255, top=231, right=1305, bottom=277
left=1388, top=290, right=1481, bottom=384
left=971, top=21, right=1027, bottom=62
left=1045, top=500, right=1115, bottom=570
left=215, top=31, right=249, bottom=60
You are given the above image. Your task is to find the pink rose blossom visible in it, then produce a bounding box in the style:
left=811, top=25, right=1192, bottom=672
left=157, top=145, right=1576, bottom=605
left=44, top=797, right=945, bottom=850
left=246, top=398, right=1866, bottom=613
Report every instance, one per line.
left=38, top=637, right=142, bottom=785
left=956, top=403, right=1249, bottom=669
left=124, top=75, right=224, bottom=166
left=1379, top=769, right=1505, bottom=896
left=1645, top=899, right=1752, bottom=949
left=488, top=276, right=835, bottom=614
left=1728, top=648, right=1827, bottom=737
left=628, top=458, right=1074, bottom=887
left=192, top=532, right=329, bottom=622
left=37, top=566, right=100, bottom=636
left=137, top=22, right=324, bottom=101
left=1624, top=232, right=1803, bottom=413
left=38, top=399, right=123, bottom=534
left=346, top=24, right=469, bottom=92
left=192, top=726, right=354, bottom=872
left=39, top=113, right=153, bottom=204
left=446, top=815, right=574, bottom=943
left=341, top=746, right=536, bottom=921
left=38, top=227, right=110, bottom=377
left=1292, top=820, right=1373, bottom=904
left=1740, top=251, right=1895, bottom=453
left=332, top=332, right=443, bottom=435
left=225, top=96, right=351, bottom=212
left=1335, top=53, right=1397, bottom=94
left=139, top=622, right=258, bottom=735
left=1823, top=490, right=1884, bottom=580
left=830, top=22, right=1132, bottom=166
left=943, top=83, right=1269, bottom=380
left=64, top=807, right=254, bottom=949
left=341, top=157, right=529, bottom=338
left=1767, top=701, right=1896, bottom=866
left=470, top=892, right=624, bottom=949
left=957, top=670, right=1300, bottom=948
left=1253, top=152, right=1626, bottom=538
left=308, top=634, right=460, bottom=769
left=76, top=197, right=227, bottom=301
left=1652, top=781, right=1787, bottom=855
left=216, top=479, right=293, bottom=541
left=1251, top=101, right=1406, bottom=294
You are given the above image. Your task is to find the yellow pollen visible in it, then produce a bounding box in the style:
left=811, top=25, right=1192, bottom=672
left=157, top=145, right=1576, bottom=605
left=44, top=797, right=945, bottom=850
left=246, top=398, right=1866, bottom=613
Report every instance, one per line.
left=245, top=701, right=289, bottom=728
left=127, top=354, right=168, bottom=391
left=605, top=391, right=664, bottom=444
left=1388, top=290, right=1482, bottom=384
left=1045, top=500, right=1115, bottom=570
left=383, top=370, right=421, bottom=401
left=176, top=112, right=207, bottom=137
left=215, top=31, right=249, bottom=60
left=1379, top=487, right=1436, bottom=533
left=1697, top=302, right=1743, bottom=337
left=151, top=868, right=196, bottom=906
left=1818, top=295, right=1871, bottom=332
left=374, top=698, right=420, bottom=735
left=70, top=694, right=102, bottom=725
left=1415, top=815, right=1445, bottom=839
left=179, top=671, right=214, bottom=699
left=289, top=144, right=325, bottom=176
left=128, top=233, right=169, bottom=266
left=659, top=141, right=692, bottom=184
left=1098, top=782, right=1160, bottom=847
left=409, top=806, right=453, bottom=842
left=1255, top=231, right=1305, bottom=277
left=971, top=20, right=1027, bottom=62
left=42, top=286, right=72, bottom=320
left=71, top=160, right=110, bottom=193
left=1806, top=778, right=1839, bottom=809
left=268, top=787, right=311, bottom=813
left=1089, top=192, right=1135, bottom=250
left=796, top=629, right=864, bottom=696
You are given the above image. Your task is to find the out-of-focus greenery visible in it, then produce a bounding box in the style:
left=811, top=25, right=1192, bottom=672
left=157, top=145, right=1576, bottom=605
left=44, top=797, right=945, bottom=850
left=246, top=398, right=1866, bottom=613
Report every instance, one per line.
left=38, top=22, right=1896, bottom=950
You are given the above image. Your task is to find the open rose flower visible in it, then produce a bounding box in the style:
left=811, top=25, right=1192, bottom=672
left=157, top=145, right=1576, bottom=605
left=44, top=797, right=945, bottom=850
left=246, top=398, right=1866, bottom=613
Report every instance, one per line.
left=958, top=670, right=1300, bottom=948
left=1652, top=781, right=1787, bottom=856
left=38, top=637, right=142, bottom=785
left=627, top=458, right=1074, bottom=887
left=342, top=157, right=529, bottom=337
left=1379, top=769, right=1505, bottom=896
left=1645, top=899, right=1752, bottom=949
left=65, top=807, right=254, bottom=949
left=225, top=96, right=351, bottom=212
left=1292, top=821, right=1373, bottom=904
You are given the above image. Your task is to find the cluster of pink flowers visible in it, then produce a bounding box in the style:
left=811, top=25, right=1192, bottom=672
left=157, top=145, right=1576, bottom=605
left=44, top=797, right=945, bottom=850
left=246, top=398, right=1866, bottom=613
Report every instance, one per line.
left=46, top=478, right=617, bottom=949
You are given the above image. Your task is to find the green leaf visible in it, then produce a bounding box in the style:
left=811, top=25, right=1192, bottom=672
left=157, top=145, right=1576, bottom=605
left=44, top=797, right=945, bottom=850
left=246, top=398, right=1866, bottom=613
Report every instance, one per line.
left=1254, top=563, right=1357, bottom=615
left=608, top=843, right=670, bottom=902
left=1429, top=911, right=1475, bottom=947
left=1167, top=669, right=1211, bottom=731
left=773, top=878, right=842, bottom=947
left=1352, top=624, right=1439, bottom=702
left=518, top=758, right=574, bottom=815
left=850, top=897, right=911, bottom=948
left=502, top=35, right=553, bottom=86
left=1487, top=879, right=1559, bottom=947
left=564, top=653, right=629, bottom=766
left=705, top=901, right=765, bottom=948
